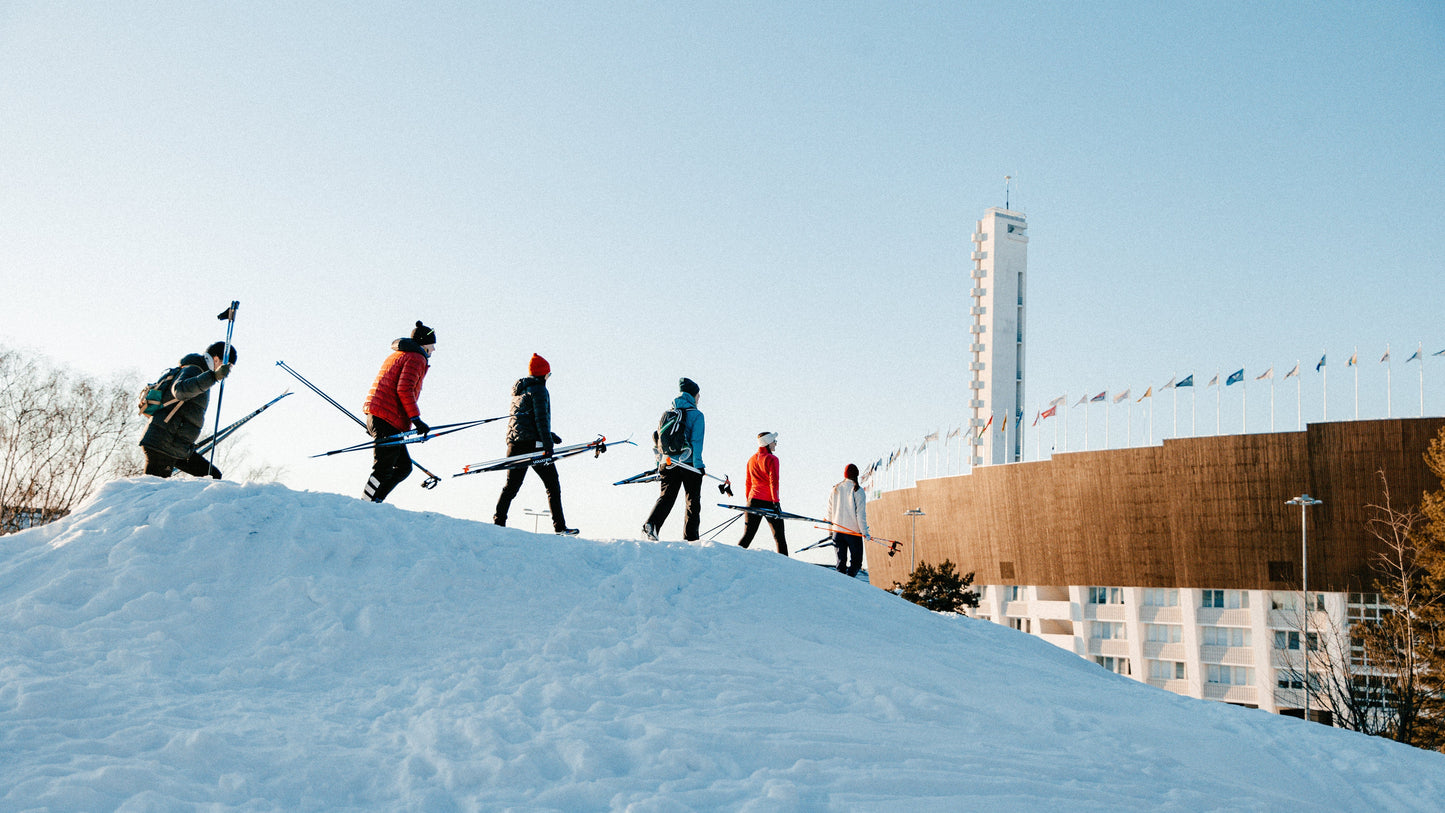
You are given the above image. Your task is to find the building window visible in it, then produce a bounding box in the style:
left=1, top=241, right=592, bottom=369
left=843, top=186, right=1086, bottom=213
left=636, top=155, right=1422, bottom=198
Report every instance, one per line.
left=1203, top=590, right=1248, bottom=609
left=1207, top=665, right=1254, bottom=685
left=1277, top=672, right=1319, bottom=691
left=1274, top=631, right=1320, bottom=651
left=1146, top=624, right=1182, bottom=643
left=1149, top=660, right=1186, bottom=681
left=1095, top=656, right=1131, bottom=676
left=1143, top=588, right=1178, bottom=607
left=1092, top=621, right=1126, bottom=640
left=1202, top=627, right=1249, bottom=647
left=1009, top=617, right=1032, bottom=633
left=1088, top=587, right=1124, bottom=605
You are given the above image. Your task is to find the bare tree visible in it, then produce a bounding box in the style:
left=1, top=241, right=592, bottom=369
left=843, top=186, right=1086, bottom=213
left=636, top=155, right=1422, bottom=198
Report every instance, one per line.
left=0, top=346, right=144, bottom=534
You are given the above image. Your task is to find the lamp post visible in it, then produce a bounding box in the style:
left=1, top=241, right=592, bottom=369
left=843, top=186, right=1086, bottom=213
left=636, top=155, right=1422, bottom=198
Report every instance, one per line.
left=904, top=508, right=925, bottom=572
left=1286, top=494, right=1322, bottom=722
left=523, top=509, right=550, bottom=534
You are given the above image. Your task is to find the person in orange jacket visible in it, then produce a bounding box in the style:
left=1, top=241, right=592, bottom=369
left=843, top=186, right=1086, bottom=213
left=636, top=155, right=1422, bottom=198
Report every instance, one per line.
left=737, top=431, right=787, bottom=555
left=361, top=321, right=434, bottom=502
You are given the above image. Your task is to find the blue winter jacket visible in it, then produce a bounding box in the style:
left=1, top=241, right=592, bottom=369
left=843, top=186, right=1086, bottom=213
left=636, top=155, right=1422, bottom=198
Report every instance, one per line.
left=672, top=393, right=705, bottom=470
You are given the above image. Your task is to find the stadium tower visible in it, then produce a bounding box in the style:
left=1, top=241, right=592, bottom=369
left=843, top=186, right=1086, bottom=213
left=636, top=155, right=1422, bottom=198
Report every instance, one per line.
left=968, top=207, right=1029, bottom=466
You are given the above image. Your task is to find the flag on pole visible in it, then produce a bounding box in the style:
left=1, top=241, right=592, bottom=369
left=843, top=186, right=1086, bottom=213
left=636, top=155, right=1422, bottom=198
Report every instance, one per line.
left=1434, top=348, right=1445, bottom=357
left=1348, top=351, right=1358, bottom=366
left=1256, top=368, right=1273, bottom=381
left=1177, top=374, right=1194, bottom=388
left=1207, top=374, right=1219, bottom=387
left=1316, top=355, right=1326, bottom=372
left=1381, top=349, right=1391, bottom=363
left=1113, top=389, right=1130, bottom=403
left=1074, top=395, right=1089, bottom=407
left=1284, top=363, right=1300, bottom=379
left=1226, top=369, right=1245, bottom=386
left=1162, top=376, right=1177, bottom=390
left=1041, top=405, right=1058, bottom=420
left=1137, top=387, right=1153, bottom=402
left=1048, top=395, right=1066, bottom=408
left=977, top=415, right=994, bottom=438
left=1031, top=411, right=1041, bottom=427
left=1000, top=415, right=1008, bottom=433
left=1407, top=347, right=1422, bottom=363
left=1090, top=390, right=1107, bottom=402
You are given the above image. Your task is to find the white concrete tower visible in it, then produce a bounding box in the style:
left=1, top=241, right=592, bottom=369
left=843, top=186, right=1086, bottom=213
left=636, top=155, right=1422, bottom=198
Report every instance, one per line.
left=968, top=208, right=1028, bottom=465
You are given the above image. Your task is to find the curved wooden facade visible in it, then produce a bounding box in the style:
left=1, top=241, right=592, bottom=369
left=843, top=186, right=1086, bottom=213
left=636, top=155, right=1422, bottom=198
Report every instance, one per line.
left=867, top=418, right=1445, bottom=593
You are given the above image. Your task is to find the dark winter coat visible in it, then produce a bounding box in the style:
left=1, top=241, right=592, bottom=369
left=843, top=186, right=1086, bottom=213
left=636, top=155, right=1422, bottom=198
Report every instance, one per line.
left=504, top=376, right=551, bottom=450
left=363, top=338, right=430, bottom=430
left=138, top=353, right=222, bottom=459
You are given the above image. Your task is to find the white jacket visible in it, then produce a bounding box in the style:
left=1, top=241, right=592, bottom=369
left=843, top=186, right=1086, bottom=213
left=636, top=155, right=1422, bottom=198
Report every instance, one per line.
left=827, top=480, right=869, bottom=537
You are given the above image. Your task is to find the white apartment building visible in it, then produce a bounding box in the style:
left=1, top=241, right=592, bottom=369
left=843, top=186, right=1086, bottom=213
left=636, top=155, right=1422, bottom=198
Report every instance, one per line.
left=967, top=207, right=1028, bottom=466
left=974, top=584, right=1384, bottom=721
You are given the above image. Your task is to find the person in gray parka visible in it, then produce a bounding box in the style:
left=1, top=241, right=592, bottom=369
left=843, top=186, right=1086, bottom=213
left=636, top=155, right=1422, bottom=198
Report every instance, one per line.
left=139, top=341, right=236, bottom=479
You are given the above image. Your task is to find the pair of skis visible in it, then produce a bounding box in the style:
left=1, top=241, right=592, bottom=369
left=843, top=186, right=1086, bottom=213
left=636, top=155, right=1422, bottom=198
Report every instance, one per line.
left=193, top=390, right=292, bottom=459
left=310, top=416, right=506, bottom=457
left=712, top=503, right=903, bottom=556
left=613, top=455, right=733, bottom=496
left=455, top=435, right=634, bottom=477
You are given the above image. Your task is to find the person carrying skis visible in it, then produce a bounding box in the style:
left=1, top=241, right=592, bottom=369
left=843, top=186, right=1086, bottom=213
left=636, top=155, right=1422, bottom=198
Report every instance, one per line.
left=361, top=321, right=434, bottom=503
left=494, top=353, right=577, bottom=535
left=827, top=463, right=870, bottom=577
left=139, top=341, right=237, bottom=479
left=737, top=431, right=787, bottom=556
left=642, top=377, right=705, bottom=541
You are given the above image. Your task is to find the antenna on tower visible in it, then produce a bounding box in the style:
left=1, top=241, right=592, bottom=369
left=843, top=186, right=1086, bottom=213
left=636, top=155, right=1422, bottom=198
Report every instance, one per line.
left=1004, top=175, right=1012, bottom=210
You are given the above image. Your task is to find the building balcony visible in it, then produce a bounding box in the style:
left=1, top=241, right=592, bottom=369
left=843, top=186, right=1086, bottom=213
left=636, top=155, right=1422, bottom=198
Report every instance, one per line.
left=1143, top=642, right=1187, bottom=660
left=1197, top=608, right=1251, bottom=626
left=1200, top=646, right=1254, bottom=666
left=1087, top=639, right=1130, bottom=657
left=1083, top=604, right=1126, bottom=622
left=1032, top=599, right=1074, bottom=620
left=1148, top=678, right=1190, bottom=694
left=1138, top=606, right=1182, bottom=624
left=1202, top=684, right=1258, bottom=704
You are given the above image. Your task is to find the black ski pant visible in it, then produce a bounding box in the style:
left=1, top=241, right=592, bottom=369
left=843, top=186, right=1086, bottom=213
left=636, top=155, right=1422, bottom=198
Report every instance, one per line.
left=494, top=442, right=567, bottom=532
left=834, top=532, right=863, bottom=577
left=144, top=448, right=222, bottom=479
left=364, top=416, right=412, bottom=503
left=646, top=466, right=702, bottom=541
left=738, top=498, right=787, bottom=555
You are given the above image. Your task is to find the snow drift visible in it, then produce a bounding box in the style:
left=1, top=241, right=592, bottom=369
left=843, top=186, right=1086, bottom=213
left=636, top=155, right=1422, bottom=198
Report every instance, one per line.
left=2, top=478, right=1443, bottom=811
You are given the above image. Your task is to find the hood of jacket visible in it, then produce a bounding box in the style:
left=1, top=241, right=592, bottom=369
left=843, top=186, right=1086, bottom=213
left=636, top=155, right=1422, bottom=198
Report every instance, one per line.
left=513, top=375, right=546, bottom=396
left=672, top=392, right=697, bottom=410
left=391, top=337, right=431, bottom=358
left=178, top=352, right=208, bottom=370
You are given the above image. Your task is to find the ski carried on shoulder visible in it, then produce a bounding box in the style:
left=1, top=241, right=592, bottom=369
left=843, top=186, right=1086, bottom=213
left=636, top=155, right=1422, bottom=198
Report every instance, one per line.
left=194, top=390, right=291, bottom=458
left=614, top=455, right=733, bottom=495
left=310, top=416, right=506, bottom=457
left=455, top=435, right=635, bottom=477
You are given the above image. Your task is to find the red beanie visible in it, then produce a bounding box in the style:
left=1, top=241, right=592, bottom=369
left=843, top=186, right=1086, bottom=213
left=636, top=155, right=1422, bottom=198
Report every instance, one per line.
left=845, top=463, right=859, bottom=481
left=529, top=354, right=550, bottom=376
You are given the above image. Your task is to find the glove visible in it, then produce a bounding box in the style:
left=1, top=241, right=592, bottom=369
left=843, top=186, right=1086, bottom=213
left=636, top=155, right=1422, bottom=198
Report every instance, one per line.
left=213, top=363, right=232, bottom=381
left=551, top=432, right=562, bottom=444
left=542, top=440, right=554, bottom=457
left=412, top=417, right=430, bottom=437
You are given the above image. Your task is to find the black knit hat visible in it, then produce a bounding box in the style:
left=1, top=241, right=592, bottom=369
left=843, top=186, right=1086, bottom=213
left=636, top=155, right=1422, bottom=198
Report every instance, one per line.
left=411, top=321, right=437, bottom=345
left=205, top=341, right=238, bottom=365
left=679, top=377, right=699, bottom=397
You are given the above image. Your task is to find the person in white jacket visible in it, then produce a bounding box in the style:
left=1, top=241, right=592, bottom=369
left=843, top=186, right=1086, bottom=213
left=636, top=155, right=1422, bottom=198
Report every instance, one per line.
left=827, top=463, right=870, bottom=577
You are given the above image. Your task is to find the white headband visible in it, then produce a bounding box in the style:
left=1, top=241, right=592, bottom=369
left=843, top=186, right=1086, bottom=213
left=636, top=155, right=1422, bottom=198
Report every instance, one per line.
left=758, top=432, right=778, bottom=447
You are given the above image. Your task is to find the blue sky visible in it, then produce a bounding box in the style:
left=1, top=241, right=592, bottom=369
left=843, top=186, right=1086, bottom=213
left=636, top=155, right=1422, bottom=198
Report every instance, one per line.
left=2, top=2, right=1442, bottom=542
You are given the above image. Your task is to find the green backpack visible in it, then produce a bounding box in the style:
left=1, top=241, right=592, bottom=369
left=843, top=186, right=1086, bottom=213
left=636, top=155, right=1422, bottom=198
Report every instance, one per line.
left=137, top=366, right=186, bottom=422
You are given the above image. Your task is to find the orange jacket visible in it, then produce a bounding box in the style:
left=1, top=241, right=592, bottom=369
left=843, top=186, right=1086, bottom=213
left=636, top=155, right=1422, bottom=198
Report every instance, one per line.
left=745, top=448, right=780, bottom=502
left=363, top=340, right=429, bottom=429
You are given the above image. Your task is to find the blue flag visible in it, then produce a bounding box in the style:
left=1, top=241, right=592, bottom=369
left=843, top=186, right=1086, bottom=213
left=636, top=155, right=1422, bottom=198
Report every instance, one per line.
left=1226, top=369, right=1244, bottom=386
left=1316, top=354, right=1326, bottom=372
left=1176, top=374, right=1194, bottom=388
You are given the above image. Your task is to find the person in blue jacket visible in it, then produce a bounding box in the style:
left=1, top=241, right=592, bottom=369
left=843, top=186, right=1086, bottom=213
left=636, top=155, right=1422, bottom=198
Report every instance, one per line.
left=643, top=377, right=705, bottom=541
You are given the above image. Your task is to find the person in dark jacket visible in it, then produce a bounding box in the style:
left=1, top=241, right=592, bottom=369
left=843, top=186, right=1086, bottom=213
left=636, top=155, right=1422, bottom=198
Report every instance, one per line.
left=494, top=354, right=577, bottom=535
left=643, top=377, right=705, bottom=541
left=139, top=341, right=237, bottom=479
left=361, top=321, right=434, bottom=503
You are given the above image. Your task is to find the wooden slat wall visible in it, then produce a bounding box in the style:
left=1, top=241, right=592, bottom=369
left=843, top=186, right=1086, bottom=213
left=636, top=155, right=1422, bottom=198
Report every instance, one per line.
left=868, top=418, right=1445, bottom=593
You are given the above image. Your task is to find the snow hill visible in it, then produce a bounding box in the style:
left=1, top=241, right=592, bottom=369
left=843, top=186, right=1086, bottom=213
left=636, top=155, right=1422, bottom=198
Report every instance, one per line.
left=3, top=480, right=1444, bottom=811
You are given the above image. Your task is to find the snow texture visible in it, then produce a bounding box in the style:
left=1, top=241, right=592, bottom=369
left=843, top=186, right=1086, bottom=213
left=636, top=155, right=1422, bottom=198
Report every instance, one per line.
left=3, top=478, right=1443, bottom=811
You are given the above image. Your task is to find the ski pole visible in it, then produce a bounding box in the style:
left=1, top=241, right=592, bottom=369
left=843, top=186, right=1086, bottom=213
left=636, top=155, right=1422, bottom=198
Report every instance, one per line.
left=195, top=390, right=291, bottom=457
left=275, top=359, right=443, bottom=489
left=208, top=301, right=239, bottom=476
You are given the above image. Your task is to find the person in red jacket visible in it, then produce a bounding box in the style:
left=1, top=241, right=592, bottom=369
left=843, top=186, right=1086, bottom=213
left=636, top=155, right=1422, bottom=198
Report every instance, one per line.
left=361, top=321, right=434, bottom=502
left=737, top=431, right=787, bottom=555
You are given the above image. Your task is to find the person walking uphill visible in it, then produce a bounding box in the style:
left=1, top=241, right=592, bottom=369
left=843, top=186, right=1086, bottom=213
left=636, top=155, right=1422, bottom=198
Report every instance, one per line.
left=643, top=377, right=705, bottom=541
left=139, top=341, right=237, bottom=479
left=828, top=464, right=870, bottom=578
left=737, top=432, right=787, bottom=555
left=494, top=354, right=578, bottom=535
left=362, top=321, right=434, bottom=503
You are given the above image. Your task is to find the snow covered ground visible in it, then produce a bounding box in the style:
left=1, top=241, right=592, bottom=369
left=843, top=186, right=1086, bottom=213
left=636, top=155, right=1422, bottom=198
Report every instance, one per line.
left=3, top=479, right=1444, bottom=811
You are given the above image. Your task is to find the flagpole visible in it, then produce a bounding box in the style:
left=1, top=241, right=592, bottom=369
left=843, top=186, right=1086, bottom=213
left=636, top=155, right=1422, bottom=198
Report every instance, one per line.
left=1295, top=361, right=1302, bottom=429
left=1321, top=351, right=1328, bottom=422
left=1084, top=400, right=1090, bottom=451
left=1172, top=386, right=1178, bottom=439
left=1353, top=347, right=1359, bottom=419
left=1215, top=370, right=1222, bottom=435
left=1419, top=342, right=1425, bottom=417
left=1270, top=375, right=1275, bottom=432
left=1063, top=392, right=1069, bottom=453
left=1105, top=396, right=1111, bottom=449
left=1191, top=386, right=1197, bottom=437
left=1386, top=344, right=1393, bottom=418
left=1243, top=378, right=1248, bottom=434
left=1148, top=394, right=1154, bottom=445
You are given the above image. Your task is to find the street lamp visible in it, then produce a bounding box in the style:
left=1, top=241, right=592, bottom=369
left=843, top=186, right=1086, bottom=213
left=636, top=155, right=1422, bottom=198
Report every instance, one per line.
left=523, top=509, right=550, bottom=534
left=904, top=508, right=925, bottom=572
left=1286, top=494, right=1322, bottom=722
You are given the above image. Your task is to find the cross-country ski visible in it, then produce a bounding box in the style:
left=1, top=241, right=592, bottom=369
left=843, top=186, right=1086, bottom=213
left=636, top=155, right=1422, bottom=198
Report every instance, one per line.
left=455, top=435, right=632, bottom=476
